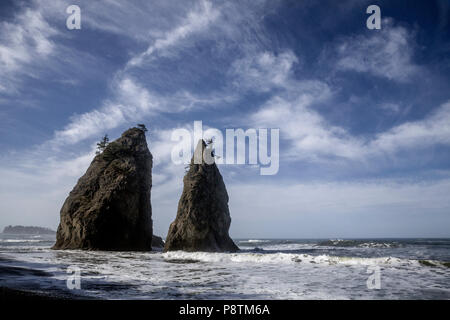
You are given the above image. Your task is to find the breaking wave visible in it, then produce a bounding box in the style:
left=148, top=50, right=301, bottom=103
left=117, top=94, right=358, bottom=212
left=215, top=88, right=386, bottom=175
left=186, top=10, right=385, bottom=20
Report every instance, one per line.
left=0, top=239, right=44, bottom=243
left=317, top=239, right=400, bottom=248
left=162, top=251, right=424, bottom=267
left=240, top=239, right=270, bottom=243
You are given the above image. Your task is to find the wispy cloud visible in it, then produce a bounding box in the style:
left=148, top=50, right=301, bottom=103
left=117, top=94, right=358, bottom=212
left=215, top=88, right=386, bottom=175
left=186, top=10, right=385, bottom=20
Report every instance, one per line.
left=46, top=0, right=227, bottom=146
left=0, top=1, right=116, bottom=101
left=230, top=50, right=299, bottom=92
left=334, top=18, right=420, bottom=82
left=51, top=76, right=236, bottom=146
left=371, top=101, right=450, bottom=153
left=253, top=90, right=450, bottom=162
left=251, top=83, right=363, bottom=160
left=237, top=47, right=450, bottom=163
left=0, top=8, right=58, bottom=93
left=127, top=0, right=220, bottom=67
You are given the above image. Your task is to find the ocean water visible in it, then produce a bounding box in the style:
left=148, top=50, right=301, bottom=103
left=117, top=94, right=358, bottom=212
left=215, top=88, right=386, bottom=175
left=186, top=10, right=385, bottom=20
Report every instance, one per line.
left=0, top=234, right=449, bottom=299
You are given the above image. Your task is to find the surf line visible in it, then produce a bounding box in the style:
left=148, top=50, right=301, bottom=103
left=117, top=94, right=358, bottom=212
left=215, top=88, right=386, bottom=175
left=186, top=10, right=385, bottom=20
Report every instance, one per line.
left=179, top=304, right=214, bottom=318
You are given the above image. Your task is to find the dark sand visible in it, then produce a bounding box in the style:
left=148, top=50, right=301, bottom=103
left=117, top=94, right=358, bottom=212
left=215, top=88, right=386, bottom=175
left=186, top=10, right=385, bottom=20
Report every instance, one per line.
left=0, top=286, right=64, bottom=300
left=0, top=255, right=89, bottom=300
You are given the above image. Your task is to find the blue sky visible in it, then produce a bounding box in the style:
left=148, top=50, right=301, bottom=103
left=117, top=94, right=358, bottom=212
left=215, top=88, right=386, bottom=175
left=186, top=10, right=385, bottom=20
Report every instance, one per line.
left=1, top=0, right=450, bottom=238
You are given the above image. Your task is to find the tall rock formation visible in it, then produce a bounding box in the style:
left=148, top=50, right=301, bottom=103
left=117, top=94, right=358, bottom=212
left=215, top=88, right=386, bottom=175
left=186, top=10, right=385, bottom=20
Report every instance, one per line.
left=164, top=140, right=238, bottom=252
left=53, top=127, right=154, bottom=251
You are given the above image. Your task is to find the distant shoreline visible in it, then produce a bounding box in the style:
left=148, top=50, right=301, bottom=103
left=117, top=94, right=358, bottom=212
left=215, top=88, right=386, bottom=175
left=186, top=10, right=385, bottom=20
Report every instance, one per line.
left=2, top=225, right=56, bottom=235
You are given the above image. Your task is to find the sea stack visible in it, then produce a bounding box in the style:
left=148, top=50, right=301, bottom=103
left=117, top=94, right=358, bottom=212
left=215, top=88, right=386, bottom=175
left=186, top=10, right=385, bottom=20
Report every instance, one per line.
left=53, top=127, right=154, bottom=251
left=164, top=140, right=238, bottom=252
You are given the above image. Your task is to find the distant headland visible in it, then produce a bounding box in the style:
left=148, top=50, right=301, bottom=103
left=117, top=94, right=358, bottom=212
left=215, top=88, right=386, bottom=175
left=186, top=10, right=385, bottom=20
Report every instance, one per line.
left=2, top=225, right=56, bottom=235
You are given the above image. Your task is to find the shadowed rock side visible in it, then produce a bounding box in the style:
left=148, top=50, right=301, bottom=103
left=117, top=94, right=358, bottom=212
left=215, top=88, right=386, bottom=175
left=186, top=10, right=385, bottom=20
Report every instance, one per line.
left=151, top=235, right=164, bottom=248
left=164, top=140, right=239, bottom=252
left=52, top=127, right=153, bottom=251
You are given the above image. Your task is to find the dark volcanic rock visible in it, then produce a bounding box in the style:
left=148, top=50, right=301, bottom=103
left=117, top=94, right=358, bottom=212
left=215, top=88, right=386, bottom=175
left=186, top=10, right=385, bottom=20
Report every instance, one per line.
left=151, top=235, right=164, bottom=248
left=52, top=127, right=153, bottom=251
left=164, top=140, right=238, bottom=252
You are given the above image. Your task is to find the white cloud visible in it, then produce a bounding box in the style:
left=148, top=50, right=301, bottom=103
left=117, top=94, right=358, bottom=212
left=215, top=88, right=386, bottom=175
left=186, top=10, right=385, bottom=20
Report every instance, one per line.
left=43, top=0, right=236, bottom=147
left=335, top=18, right=420, bottom=82
left=54, top=104, right=126, bottom=145
left=233, top=51, right=364, bottom=160
left=371, top=101, right=450, bottom=153
left=233, top=48, right=450, bottom=162
left=127, top=0, right=220, bottom=67
left=151, top=126, right=192, bottom=167
left=0, top=1, right=118, bottom=99
left=380, top=103, right=401, bottom=114
left=36, top=0, right=208, bottom=43
left=253, top=93, right=450, bottom=161
left=52, top=77, right=162, bottom=145
left=231, top=50, right=299, bottom=92
left=251, top=87, right=364, bottom=160
left=51, top=76, right=236, bottom=146
left=0, top=8, right=58, bottom=93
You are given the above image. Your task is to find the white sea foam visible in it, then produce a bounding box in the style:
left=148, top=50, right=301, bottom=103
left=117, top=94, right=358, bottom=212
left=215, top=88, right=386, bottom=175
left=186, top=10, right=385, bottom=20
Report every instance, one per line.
left=162, top=251, right=418, bottom=266
left=317, top=239, right=398, bottom=248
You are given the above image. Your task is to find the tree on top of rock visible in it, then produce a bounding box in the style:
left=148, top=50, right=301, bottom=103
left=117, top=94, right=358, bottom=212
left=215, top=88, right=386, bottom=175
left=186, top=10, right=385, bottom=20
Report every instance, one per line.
left=137, top=124, right=148, bottom=132
left=96, top=134, right=109, bottom=155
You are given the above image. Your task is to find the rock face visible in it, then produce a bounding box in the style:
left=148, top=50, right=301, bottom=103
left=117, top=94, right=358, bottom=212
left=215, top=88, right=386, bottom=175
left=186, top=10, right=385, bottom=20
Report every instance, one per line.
left=164, top=140, right=238, bottom=252
left=53, top=127, right=153, bottom=251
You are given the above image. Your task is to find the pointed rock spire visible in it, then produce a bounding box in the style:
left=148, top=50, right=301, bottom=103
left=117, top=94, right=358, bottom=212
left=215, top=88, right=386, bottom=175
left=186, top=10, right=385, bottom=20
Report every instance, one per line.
left=164, top=139, right=239, bottom=252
